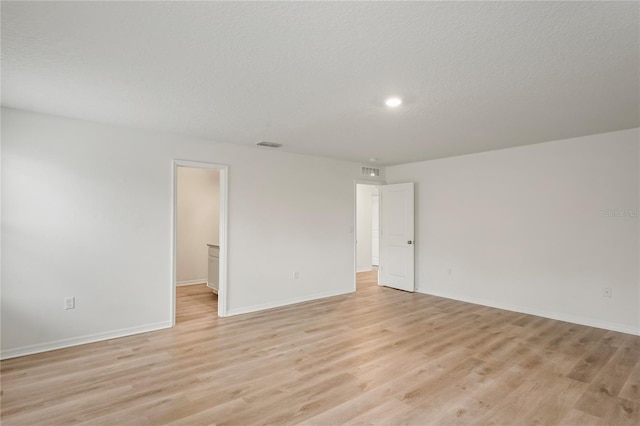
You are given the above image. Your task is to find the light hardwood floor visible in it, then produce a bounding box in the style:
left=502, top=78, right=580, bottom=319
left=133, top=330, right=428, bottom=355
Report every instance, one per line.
left=1, top=272, right=639, bottom=425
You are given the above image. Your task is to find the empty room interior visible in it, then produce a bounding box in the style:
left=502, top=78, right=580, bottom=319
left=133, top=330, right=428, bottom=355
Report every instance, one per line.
left=1, top=2, right=639, bottom=425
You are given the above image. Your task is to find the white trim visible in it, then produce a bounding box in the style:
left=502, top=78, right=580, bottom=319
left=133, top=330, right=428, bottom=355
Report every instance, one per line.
left=419, top=288, right=640, bottom=336
left=171, top=163, right=178, bottom=327
left=0, top=321, right=172, bottom=360
left=218, top=167, right=229, bottom=317
left=176, top=279, right=207, bottom=286
left=172, top=160, right=229, bottom=323
left=226, top=289, right=353, bottom=317
left=357, top=267, right=373, bottom=272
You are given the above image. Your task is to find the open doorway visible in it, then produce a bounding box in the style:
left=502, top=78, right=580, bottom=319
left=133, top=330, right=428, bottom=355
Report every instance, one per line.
left=172, top=160, right=228, bottom=325
left=355, top=183, right=381, bottom=291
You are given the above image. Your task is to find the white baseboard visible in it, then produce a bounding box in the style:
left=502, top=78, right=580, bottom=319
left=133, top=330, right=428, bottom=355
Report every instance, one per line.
left=418, top=288, right=640, bottom=336
left=176, top=278, right=207, bottom=286
left=0, top=321, right=173, bottom=360
left=226, top=288, right=353, bottom=317
left=356, top=267, right=373, bottom=272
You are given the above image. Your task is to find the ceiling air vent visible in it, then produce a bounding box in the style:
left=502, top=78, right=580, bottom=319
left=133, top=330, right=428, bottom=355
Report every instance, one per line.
left=362, top=166, right=380, bottom=177
left=256, top=141, right=282, bottom=148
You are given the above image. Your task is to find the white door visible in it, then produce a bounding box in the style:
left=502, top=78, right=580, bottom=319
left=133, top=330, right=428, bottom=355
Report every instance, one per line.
left=379, top=182, right=415, bottom=292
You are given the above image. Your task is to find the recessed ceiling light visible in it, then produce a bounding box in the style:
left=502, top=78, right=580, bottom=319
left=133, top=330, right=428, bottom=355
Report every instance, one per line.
left=369, top=157, right=378, bottom=162
left=385, top=97, right=402, bottom=107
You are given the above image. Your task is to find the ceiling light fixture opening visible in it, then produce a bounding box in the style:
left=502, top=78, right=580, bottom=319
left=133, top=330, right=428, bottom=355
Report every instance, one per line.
left=385, top=97, right=402, bottom=107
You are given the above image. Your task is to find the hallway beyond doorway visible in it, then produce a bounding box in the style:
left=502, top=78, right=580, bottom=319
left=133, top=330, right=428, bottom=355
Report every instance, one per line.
left=176, top=284, right=218, bottom=324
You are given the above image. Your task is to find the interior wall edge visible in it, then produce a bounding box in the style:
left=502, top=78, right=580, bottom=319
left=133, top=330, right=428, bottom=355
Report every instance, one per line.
left=225, top=288, right=353, bottom=317
left=176, top=279, right=208, bottom=287
left=0, top=321, right=172, bottom=360
left=418, top=288, right=639, bottom=336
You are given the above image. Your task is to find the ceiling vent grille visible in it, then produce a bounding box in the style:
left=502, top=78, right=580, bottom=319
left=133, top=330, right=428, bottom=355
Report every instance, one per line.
left=362, top=166, right=380, bottom=177
left=256, top=141, right=282, bottom=148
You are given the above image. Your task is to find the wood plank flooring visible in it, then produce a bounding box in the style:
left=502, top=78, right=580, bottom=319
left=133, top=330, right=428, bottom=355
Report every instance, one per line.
left=175, top=283, right=218, bottom=324
left=1, top=272, right=639, bottom=425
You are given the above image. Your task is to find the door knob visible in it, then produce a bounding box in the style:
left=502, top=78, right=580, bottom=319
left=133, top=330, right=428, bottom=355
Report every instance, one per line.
left=407, top=240, right=413, bottom=244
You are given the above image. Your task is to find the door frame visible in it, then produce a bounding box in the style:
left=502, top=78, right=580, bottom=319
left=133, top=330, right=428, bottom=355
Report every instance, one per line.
left=353, top=180, right=385, bottom=292
left=171, top=160, right=229, bottom=324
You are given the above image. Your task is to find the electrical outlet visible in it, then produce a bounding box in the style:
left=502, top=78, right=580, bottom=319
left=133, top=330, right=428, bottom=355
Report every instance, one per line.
left=293, top=272, right=299, bottom=280
left=64, top=297, right=75, bottom=310
left=603, top=288, right=612, bottom=298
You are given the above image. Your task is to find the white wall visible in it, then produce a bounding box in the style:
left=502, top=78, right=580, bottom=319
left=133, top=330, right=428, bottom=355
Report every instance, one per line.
left=386, top=128, right=640, bottom=335
left=0, top=108, right=384, bottom=358
left=176, top=167, right=219, bottom=285
left=356, top=184, right=374, bottom=272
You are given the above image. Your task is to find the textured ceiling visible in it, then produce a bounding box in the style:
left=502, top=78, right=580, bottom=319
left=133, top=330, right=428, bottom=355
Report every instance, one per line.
left=2, top=1, right=639, bottom=165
